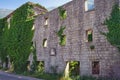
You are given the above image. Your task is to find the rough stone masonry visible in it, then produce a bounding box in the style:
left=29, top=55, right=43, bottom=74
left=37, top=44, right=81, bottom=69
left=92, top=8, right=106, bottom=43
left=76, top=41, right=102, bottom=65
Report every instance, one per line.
left=29, top=0, right=120, bottom=78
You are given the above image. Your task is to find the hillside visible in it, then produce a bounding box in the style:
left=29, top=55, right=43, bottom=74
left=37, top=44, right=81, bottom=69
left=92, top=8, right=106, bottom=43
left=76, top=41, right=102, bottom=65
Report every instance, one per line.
left=0, top=6, right=55, bottom=19
left=0, top=9, right=13, bottom=18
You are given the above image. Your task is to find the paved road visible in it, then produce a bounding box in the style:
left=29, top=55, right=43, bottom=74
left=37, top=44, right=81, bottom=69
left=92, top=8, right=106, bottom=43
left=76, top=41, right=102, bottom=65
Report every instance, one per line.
left=0, top=71, right=42, bottom=80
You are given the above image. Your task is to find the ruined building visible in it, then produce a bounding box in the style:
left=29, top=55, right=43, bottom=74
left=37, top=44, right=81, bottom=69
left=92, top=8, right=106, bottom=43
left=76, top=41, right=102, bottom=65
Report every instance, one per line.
left=0, top=0, right=120, bottom=78
left=0, top=2, right=47, bottom=70
left=30, top=0, right=120, bottom=77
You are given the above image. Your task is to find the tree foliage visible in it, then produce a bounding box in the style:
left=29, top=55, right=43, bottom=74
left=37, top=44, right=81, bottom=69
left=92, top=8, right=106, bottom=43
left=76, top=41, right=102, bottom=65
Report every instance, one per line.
left=104, top=4, right=120, bottom=50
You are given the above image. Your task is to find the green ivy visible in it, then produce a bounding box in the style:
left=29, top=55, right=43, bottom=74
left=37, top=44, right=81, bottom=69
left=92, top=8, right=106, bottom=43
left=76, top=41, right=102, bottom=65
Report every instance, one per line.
left=60, top=35, right=66, bottom=46
left=0, top=18, right=8, bottom=66
left=0, top=2, right=47, bottom=73
left=57, top=26, right=66, bottom=46
left=104, top=4, right=120, bottom=51
left=7, top=3, right=35, bottom=73
left=36, top=61, right=44, bottom=73
left=58, top=7, right=67, bottom=20
left=69, top=61, right=79, bottom=76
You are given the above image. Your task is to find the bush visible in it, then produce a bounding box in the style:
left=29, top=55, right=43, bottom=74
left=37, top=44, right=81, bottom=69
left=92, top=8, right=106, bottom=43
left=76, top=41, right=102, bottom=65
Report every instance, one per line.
left=31, top=72, right=61, bottom=80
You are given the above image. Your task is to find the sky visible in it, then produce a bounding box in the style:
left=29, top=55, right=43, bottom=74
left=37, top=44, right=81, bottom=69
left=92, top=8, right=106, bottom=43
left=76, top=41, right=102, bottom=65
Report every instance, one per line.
left=0, top=0, right=72, bottom=10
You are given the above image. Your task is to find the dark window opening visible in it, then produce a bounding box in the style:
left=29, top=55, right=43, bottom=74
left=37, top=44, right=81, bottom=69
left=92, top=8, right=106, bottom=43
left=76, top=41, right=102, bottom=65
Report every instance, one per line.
left=67, top=61, right=80, bottom=76
left=86, top=29, right=93, bottom=42
left=92, top=61, right=100, bottom=74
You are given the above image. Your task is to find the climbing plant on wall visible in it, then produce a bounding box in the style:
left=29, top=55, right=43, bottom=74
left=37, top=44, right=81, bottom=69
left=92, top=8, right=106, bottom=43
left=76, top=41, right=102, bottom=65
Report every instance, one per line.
left=57, top=26, right=66, bottom=46
left=7, top=3, right=35, bottom=73
left=104, top=4, right=120, bottom=51
left=0, top=2, right=47, bottom=73
left=0, top=18, right=8, bottom=65
left=58, top=7, right=67, bottom=20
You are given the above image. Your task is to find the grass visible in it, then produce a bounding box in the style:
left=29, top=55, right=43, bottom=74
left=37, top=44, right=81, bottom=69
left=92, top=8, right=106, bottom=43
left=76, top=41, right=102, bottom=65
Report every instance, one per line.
left=6, top=70, right=120, bottom=80
left=0, top=68, right=119, bottom=80
left=31, top=72, right=61, bottom=80
left=18, top=71, right=62, bottom=80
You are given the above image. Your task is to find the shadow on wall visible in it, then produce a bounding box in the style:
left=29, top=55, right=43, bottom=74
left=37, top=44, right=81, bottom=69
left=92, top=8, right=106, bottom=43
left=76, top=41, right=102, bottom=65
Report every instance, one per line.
left=112, top=64, right=120, bottom=78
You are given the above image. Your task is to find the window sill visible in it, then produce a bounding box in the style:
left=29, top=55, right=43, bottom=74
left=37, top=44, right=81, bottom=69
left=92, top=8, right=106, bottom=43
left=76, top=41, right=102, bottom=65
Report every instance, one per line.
left=85, top=9, right=95, bottom=12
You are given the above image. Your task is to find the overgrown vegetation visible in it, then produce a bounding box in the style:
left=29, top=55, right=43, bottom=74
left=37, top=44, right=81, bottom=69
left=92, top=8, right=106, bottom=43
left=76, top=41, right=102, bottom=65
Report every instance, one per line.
left=36, top=61, right=44, bottom=73
left=59, top=7, right=67, bottom=20
left=57, top=26, right=66, bottom=46
left=19, top=71, right=119, bottom=80
left=0, top=2, right=47, bottom=73
left=69, top=61, right=79, bottom=77
left=104, top=4, right=120, bottom=50
left=7, top=2, right=35, bottom=73
left=0, top=18, right=8, bottom=66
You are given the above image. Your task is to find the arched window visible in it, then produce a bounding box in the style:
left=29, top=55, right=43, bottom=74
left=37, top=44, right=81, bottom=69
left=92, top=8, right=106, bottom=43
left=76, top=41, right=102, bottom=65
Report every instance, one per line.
left=44, top=17, right=48, bottom=26
left=43, top=39, right=47, bottom=47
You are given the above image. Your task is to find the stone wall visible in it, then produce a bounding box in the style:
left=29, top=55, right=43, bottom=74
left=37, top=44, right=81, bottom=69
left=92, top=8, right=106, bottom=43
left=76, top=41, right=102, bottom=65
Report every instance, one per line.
left=3, top=3, right=48, bottom=69
left=34, top=0, right=120, bottom=77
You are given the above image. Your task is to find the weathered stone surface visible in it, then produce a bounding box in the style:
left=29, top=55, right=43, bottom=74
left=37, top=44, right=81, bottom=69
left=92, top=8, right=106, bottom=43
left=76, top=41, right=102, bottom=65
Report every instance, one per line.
left=33, top=0, right=120, bottom=78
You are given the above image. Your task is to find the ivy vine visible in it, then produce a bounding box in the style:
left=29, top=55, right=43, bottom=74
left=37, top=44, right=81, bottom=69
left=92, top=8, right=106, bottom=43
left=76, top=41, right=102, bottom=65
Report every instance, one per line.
left=0, top=2, right=47, bottom=73
left=58, top=7, right=67, bottom=20
left=104, top=4, right=120, bottom=51
left=7, top=3, right=35, bottom=73
left=57, top=26, right=66, bottom=46
left=0, top=18, right=8, bottom=66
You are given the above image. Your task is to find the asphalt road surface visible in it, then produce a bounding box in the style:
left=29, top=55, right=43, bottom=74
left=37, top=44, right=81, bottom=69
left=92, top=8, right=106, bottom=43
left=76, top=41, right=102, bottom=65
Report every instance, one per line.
left=0, top=71, right=42, bottom=80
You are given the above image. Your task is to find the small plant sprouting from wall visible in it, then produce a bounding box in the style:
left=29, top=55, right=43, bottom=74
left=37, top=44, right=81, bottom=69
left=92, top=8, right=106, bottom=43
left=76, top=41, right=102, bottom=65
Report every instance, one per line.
left=104, top=4, right=120, bottom=51
left=60, top=35, right=66, bottom=46
left=57, top=26, right=66, bottom=46
left=90, top=45, right=95, bottom=50
left=58, top=7, right=67, bottom=20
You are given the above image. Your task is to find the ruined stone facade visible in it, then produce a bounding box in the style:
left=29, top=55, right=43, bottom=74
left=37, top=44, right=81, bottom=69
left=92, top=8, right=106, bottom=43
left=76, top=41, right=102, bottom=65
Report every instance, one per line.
left=30, top=0, right=120, bottom=77
left=0, top=2, right=48, bottom=69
